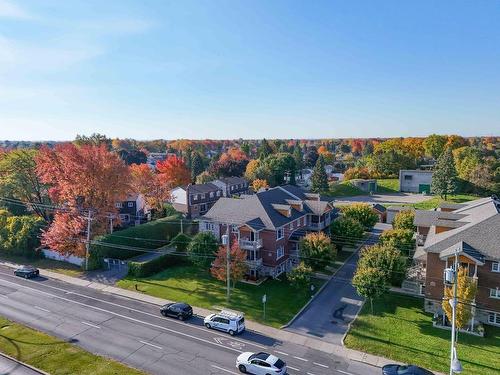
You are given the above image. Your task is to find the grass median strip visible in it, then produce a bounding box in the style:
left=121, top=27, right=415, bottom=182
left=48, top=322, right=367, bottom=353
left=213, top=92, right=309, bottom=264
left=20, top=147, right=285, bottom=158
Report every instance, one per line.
left=0, top=316, right=147, bottom=375
left=344, top=292, right=500, bottom=375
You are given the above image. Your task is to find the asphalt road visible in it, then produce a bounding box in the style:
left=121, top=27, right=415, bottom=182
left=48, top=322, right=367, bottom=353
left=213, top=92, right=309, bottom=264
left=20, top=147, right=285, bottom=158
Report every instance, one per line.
left=0, top=265, right=380, bottom=375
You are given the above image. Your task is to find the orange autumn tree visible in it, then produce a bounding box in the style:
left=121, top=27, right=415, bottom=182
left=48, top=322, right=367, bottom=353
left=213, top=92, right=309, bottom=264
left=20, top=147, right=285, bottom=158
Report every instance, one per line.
left=36, top=143, right=130, bottom=256
left=210, top=242, right=248, bottom=289
left=130, top=163, right=171, bottom=215
left=156, top=155, right=191, bottom=188
left=252, top=179, right=269, bottom=192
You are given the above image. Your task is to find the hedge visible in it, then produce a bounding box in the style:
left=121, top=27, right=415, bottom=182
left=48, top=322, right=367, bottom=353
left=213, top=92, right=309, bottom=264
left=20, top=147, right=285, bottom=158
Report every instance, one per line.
left=128, top=253, right=190, bottom=278
left=90, top=214, right=197, bottom=261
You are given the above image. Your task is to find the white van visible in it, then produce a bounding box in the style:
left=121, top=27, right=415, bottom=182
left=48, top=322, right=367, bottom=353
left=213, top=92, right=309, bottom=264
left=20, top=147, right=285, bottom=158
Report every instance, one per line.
left=204, top=310, right=245, bottom=336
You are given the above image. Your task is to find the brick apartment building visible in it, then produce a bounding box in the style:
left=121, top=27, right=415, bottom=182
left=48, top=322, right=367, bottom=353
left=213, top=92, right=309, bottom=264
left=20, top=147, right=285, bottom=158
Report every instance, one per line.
left=412, top=196, right=500, bottom=328
left=199, top=185, right=337, bottom=279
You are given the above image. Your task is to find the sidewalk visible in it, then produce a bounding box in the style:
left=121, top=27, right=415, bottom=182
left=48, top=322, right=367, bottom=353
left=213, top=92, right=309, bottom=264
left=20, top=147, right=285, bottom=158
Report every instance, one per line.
left=0, top=260, right=398, bottom=370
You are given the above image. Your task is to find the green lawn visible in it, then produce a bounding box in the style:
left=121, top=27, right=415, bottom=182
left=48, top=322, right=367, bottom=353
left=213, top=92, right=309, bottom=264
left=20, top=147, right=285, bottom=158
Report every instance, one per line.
left=0, top=316, right=146, bottom=375
left=0, top=254, right=83, bottom=277
left=344, top=293, right=500, bottom=375
left=411, top=194, right=479, bottom=210
left=376, top=179, right=399, bottom=193
left=328, top=181, right=366, bottom=197
left=117, top=265, right=324, bottom=328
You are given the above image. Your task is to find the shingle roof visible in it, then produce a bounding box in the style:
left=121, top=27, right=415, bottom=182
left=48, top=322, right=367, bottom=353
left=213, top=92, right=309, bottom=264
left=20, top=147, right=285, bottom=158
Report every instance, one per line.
left=372, top=203, right=387, bottom=213
left=217, top=176, right=247, bottom=185
left=414, top=210, right=466, bottom=227
left=188, top=183, right=221, bottom=194
left=438, top=241, right=485, bottom=265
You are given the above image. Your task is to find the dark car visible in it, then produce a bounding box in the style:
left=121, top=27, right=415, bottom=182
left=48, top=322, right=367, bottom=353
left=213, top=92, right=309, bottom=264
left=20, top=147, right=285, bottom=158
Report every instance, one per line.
left=160, top=303, right=193, bottom=321
left=14, top=266, right=40, bottom=279
left=382, top=364, right=434, bottom=375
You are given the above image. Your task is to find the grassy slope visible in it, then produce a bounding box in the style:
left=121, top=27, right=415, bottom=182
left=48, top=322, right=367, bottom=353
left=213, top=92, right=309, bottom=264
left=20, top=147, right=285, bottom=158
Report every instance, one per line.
left=411, top=194, right=479, bottom=210
left=376, top=179, right=399, bottom=193
left=0, top=254, right=83, bottom=277
left=344, top=293, right=500, bottom=375
left=118, top=265, right=324, bottom=328
left=328, top=181, right=366, bottom=197
left=0, top=316, right=146, bottom=375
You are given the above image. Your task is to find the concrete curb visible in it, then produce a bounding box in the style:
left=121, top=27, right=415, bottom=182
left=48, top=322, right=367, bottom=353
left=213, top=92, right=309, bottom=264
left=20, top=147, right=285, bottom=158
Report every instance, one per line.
left=341, top=299, right=366, bottom=346
left=0, top=352, right=49, bottom=375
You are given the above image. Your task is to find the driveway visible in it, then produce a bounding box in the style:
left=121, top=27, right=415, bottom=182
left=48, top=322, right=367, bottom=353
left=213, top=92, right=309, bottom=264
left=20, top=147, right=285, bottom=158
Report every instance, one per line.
left=334, top=192, right=431, bottom=205
left=285, top=223, right=389, bottom=345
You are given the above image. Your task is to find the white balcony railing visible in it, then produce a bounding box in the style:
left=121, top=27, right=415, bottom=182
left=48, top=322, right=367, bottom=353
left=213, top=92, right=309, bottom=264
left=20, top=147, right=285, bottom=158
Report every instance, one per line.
left=239, top=239, right=263, bottom=250
left=246, top=258, right=263, bottom=269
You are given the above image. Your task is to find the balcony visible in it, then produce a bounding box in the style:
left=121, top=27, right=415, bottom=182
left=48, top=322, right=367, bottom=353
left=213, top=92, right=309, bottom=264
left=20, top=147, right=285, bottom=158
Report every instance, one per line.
left=239, top=239, right=263, bottom=250
left=246, top=258, right=263, bottom=269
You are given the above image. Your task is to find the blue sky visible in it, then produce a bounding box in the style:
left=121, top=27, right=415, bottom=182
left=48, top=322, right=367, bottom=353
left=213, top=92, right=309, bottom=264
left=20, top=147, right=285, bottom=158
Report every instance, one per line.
left=1, top=0, right=499, bottom=140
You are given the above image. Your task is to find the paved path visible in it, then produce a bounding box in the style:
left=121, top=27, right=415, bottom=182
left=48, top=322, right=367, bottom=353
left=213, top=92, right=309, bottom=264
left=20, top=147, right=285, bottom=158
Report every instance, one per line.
left=334, top=192, right=431, bottom=205
left=0, top=354, right=45, bottom=375
left=0, top=265, right=384, bottom=375
left=285, top=224, right=388, bottom=345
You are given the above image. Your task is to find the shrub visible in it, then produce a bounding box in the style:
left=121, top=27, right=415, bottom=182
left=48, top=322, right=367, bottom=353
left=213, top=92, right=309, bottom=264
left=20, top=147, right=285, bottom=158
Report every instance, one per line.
left=299, top=232, right=336, bottom=270
left=170, top=233, right=191, bottom=252
left=0, top=210, right=44, bottom=258
left=330, top=217, right=364, bottom=248
left=128, top=254, right=189, bottom=278
left=341, top=203, right=378, bottom=229
left=379, top=228, right=415, bottom=256
left=187, top=232, right=219, bottom=268
left=392, top=210, right=415, bottom=231
left=357, top=244, right=408, bottom=286
left=287, top=262, right=313, bottom=290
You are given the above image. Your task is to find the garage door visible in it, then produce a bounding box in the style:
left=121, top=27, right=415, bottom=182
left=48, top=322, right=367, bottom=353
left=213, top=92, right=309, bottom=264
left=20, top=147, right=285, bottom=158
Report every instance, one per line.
left=418, top=184, right=431, bottom=194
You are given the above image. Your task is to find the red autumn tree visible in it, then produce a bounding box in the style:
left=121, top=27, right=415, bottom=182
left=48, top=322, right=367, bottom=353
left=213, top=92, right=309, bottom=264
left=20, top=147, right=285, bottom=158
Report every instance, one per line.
left=209, top=148, right=249, bottom=177
left=210, top=242, right=248, bottom=289
left=156, top=155, right=191, bottom=188
left=36, top=143, right=130, bottom=256
left=130, top=163, right=171, bottom=214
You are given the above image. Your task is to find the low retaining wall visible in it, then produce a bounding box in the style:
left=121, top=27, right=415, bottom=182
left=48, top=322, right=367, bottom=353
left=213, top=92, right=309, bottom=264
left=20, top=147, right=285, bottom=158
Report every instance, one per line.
left=42, top=249, right=84, bottom=266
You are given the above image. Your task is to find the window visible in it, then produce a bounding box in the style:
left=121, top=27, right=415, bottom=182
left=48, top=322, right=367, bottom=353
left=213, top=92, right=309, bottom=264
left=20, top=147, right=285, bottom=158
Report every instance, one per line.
left=404, top=175, right=413, bottom=180
left=202, top=193, right=206, bottom=199
left=209, top=192, right=214, bottom=198
left=277, top=245, right=284, bottom=259
left=128, top=202, right=134, bottom=207
left=289, top=223, right=293, bottom=230
left=216, top=190, right=221, bottom=197
left=193, top=194, right=198, bottom=201
left=232, top=225, right=239, bottom=233
left=115, top=202, right=122, bottom=208
left=205, top=222, right=215, bottom=231
left=489, top=288, right=500, bottom=299
left=489, top=312, right=500, bottom=326
left=276, top=227, right=284, bottom=240
left=492, top=262, right=500, bottom=273
left=200, top=203, right=207, bottom=213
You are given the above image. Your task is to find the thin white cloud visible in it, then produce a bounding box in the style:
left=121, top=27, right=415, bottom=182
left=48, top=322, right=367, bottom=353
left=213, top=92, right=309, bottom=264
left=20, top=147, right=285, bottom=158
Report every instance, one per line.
left=0, top=0, right=32, bottom=19
left=75, top=17, right=155, bottom=35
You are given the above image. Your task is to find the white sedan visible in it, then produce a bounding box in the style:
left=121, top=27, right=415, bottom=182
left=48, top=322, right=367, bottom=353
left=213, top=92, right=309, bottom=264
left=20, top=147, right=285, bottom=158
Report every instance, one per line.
left=236, top=352, right=287, bottom=375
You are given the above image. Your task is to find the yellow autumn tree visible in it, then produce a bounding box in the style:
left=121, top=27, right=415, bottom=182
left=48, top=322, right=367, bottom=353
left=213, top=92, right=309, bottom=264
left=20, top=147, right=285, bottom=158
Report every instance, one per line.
left=252, top=179, right=269, bottom=192
left=442, top=267, right=478, bottom=329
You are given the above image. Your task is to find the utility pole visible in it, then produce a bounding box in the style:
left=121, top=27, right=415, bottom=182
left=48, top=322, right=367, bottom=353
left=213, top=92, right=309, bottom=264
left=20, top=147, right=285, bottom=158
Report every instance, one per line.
left=109, top=215, right=113, bottom=234
left=446, top=248, right=462, bottom=375
left=226, top=223, right=231, bottom=302
left=84, top=210, right=92, bottom=271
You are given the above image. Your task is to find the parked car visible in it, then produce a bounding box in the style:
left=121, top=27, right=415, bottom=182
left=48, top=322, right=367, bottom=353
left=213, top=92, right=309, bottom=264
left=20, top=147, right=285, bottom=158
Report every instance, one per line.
left=236, top=352, right=287, bottom=374
left=14, top=266, right=39, bottom=279
left=204, top=310, right=245, bottom=336
left=382, top=364, right=434, bottom=375
left=160, top=302, right=193, bottom=321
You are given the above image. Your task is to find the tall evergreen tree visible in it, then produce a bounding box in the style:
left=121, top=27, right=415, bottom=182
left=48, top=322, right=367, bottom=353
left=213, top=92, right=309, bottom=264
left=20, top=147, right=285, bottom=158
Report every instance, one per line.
left=191, top=152, right=204, bottom=181
left=431, top=147, right=458, bottom=200
left=311, top=155, right=328, bottom=192
left=258, top=139, right=273, bottom=159
left=293, top=146, right=303, bottom=171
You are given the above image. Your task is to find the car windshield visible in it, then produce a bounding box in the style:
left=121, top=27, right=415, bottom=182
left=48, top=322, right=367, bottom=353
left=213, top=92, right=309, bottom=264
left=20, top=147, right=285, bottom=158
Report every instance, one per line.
left=274, top=359, right=285, bottom=369
left=238, top=318, right=245, bottom=325
left=183, top=306, right=191, bottom=312
left=397, top=366, right=410, bottom=375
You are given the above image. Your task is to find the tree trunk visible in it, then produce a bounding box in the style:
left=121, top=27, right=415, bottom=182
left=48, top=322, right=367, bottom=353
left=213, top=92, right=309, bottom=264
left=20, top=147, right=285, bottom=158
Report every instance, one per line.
left=370, top=298, right=374, bottom=314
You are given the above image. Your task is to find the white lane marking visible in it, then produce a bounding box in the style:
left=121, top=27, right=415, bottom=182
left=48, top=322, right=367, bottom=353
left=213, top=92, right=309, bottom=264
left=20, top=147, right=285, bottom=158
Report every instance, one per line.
left=81, top=321, right=101, bottom=329
left=288, top=365, right=300, bottom=371
left=293, top=356, right=308, bottom=362
left=336, top=370, right=355, bottom=375
left=313, top=362, right=329, bottom=368
left=275, top=350, right=289, bottom=356
left=0, top=277, right=242, bottom=354
left=307, top=372, right=317, bottom=375
left=0, top=270, right=266, bottom=350
left=211, top=365, right=238, bottom=374
left=34, top=305, right=50, bottom=313
left=139, top=340, right=162, bottom=350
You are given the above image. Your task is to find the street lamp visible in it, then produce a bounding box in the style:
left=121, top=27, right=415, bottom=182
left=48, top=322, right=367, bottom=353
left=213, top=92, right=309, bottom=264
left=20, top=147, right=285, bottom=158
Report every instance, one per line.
left=445, top=249, right=463, bottom=375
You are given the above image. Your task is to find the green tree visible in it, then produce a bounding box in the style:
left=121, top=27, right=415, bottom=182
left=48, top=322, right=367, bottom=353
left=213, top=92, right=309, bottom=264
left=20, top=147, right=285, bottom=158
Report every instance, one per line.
left=423, top=134, right=447, bottom=159
left=392, top=210, right=415, bottom=231
left=74, top=133, right=111, bottom=149
left=299, top=232, right=336, bottom=270
left=170, top=233, right=191, bottom=252
left=293, top=146, right=303, bottom=171
left=0, top=149, right=51, bottom=220
left=287, top=262, right=313, bottom=290
left=263, top=153, right=296, bottom=186
left=341, top=203, right=378, bottom=229
left=431, top=148, right=458, bottom=200
left=330, top=217, right=364, bottom=249
left=352, top=266, right=388, bottom=313
left=187, top=232, right=218, bottom=268
left=311, top=155, right=328, bottom=192
left=379, top=229, right=415, bottom=257
left=257, top=139, right=273, bottom=159
left=357, top=244, right=408, bottom=286
left=196, top=171, right=216, bottom=184
left=241, top=142, right=251, bottom=157
left=0, top=210, right=44, bottom=257
left=190, top=152, right=204, bottom=181
left=453, top=146, right=482, bottom=180
left=442, top=267, right=478, bottom=329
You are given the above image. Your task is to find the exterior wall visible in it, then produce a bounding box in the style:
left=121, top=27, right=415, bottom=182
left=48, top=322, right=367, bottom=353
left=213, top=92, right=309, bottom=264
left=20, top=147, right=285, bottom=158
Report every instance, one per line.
left=424, top=252, right=447, bottom=301
left=42, top=249, right=84, bottom=266
left=387, top=209, right=404, bottom=224
left=171, top=187, right=187, bottom=205
left=477, top=260, right=500, bottom=312
left=187, top=186, right=223, bottom=218
left=399, top=170, right=433, bottom=193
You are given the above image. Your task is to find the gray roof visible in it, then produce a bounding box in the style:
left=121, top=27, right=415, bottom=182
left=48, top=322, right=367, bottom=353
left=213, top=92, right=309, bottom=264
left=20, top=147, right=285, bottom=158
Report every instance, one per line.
left=188, top=183, right=221, bottom=194
left=217, top=176, right=248, bottom=185
left=438, top=241, right=485, bottom=265
left=422, top=197, right=500, bottom=260
left=414, top=210, right=466, bottom=227
left=371, top=203, right=387, bottom=213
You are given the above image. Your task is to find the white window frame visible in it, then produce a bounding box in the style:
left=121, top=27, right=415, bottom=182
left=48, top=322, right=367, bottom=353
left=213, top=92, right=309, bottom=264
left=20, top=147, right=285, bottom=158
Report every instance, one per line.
left=205, top=222, right=215, bottom=231
left=289, top=222, right=293, bottom=230
left=489, top=288, right=500, bottom=299
left=488, top=312, right=500, bottom=326
left=128, top=202, right=134, bottom=208
left=492, top=262, right=500, bottom=273
left=276, top=245, right=284, bottom=260
left=210, top=192, right=214, bottom=198
left=193, top=194, right=198, bottom=201
left=115, top=202, right=122, bottom=208
left=276, top=227, right=284, bottom=240
left=232, top=225, right=239, bottom=233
